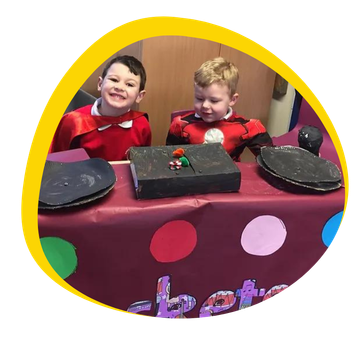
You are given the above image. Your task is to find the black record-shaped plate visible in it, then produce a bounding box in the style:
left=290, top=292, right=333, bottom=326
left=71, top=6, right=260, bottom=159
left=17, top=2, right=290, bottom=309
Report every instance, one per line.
left=260, top=146, right=341, bottom=184
left=38, top=183, right=115, bottom=210
left=256, top=155, right=341, bottom=191
left=39, top=158, right=116, bottom=206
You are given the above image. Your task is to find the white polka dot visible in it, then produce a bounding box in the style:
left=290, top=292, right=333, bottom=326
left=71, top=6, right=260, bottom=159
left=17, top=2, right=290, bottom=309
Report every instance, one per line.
left=241, top=215, right=287, bottom=256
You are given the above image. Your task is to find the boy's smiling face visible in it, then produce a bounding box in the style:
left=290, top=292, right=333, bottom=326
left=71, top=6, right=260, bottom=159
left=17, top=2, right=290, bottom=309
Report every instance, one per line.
left=194, top=82, right=238, bottom=123
left=97, top=63, right=145, bottom=117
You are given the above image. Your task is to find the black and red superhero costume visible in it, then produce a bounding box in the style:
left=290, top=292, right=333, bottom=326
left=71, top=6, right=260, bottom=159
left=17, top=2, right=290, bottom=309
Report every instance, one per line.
left=166, top=110, right=273, bottom=161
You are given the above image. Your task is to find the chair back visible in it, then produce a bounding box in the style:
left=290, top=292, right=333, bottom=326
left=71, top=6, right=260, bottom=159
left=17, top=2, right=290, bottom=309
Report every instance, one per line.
left=65, top=89, right=96, bottom=114
left=171, top=109, right=193, bottom=122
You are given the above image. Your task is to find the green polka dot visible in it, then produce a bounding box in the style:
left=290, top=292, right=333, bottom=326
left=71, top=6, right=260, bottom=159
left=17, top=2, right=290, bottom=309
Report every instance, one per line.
left=40, top=237, right=77, bottom=279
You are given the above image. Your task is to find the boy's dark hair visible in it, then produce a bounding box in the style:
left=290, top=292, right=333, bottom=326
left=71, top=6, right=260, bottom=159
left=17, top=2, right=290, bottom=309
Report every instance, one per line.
left=102, top=55, right=147, bottom=91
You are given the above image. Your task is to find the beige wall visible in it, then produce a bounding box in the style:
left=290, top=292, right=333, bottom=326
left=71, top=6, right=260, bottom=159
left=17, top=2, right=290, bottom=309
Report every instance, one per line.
left=140, top=36, right=221, bottom=146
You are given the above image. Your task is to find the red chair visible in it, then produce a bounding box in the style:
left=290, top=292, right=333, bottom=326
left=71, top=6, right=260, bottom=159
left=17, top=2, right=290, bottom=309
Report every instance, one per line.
left=171, top=110, right=193, bottom=122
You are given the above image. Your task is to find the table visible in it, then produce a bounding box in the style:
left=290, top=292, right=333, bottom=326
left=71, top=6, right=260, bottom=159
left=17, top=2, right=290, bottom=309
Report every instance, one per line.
left=38, top=162, right=345, bottom=318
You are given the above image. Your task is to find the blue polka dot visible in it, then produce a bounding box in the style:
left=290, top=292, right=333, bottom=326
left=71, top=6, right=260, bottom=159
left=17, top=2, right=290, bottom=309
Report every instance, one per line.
left=322, top=211, right=343, bottom=247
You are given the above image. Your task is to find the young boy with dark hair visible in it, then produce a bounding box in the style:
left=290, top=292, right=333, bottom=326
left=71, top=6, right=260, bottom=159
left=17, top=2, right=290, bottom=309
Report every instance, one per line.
left=50, top=55, right=151, bottom=161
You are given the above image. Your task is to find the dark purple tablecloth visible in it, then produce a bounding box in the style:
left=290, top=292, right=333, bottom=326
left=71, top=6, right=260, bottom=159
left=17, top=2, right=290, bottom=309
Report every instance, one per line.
left=38, top=162, right=345, bottom=318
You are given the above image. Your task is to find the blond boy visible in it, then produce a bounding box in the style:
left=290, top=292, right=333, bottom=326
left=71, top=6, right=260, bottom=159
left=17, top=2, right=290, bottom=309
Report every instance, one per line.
left=166, top=57, right=272, bottom=161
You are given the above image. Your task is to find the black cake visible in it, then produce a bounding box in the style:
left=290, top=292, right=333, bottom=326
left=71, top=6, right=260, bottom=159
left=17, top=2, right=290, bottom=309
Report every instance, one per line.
left=129, top=143, right=241, bottom=199
left=298, top=125, right=323, bottom=156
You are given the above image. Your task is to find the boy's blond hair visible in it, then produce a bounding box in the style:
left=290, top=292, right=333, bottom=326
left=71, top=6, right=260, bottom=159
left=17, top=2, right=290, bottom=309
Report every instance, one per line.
left=194, top=57, right=239, bottom=96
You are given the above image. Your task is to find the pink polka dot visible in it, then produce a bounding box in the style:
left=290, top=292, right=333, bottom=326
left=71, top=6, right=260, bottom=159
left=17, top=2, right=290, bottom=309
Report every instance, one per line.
left=241, top=215, right=287, bottom=256
left=150, top=220, right=197, bottom=263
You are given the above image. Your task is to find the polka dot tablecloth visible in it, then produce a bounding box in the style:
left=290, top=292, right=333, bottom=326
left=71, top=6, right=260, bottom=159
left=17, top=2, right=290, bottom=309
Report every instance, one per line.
left=38, top=162, right=345, bottom=318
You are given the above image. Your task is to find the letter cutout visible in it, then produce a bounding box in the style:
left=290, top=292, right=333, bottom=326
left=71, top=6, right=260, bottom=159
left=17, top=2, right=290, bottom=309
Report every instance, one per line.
left=235, top=279, right=265, bottom=310
left=155, top=275, right=196, bottom=318
left=127, top=300, right=153, bottom=314
left=199, top=290, right=237, bottom=317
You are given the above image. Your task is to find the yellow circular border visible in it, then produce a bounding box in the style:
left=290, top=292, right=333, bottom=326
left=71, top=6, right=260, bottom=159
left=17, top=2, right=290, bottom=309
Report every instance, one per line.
left=22, top=17, right=348, bottom=312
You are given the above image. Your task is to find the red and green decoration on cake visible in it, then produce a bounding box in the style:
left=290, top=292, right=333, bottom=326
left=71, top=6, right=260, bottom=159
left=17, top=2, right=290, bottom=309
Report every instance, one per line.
left=169, top=148, right=190, bottom=170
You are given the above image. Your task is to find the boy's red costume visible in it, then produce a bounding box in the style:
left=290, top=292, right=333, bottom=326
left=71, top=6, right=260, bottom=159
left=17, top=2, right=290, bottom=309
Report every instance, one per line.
left=50, top=105, right=151, bottom=161
left=166, top=111, right=272, bottom=161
